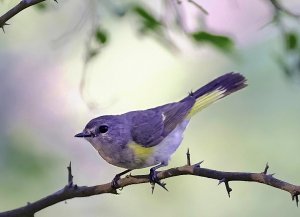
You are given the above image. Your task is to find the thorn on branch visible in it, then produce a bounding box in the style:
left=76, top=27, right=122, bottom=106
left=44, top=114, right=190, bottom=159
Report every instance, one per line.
left=225, top=181, right=232, bottom=198
left=218, top=178, right=226, bottom=185
left=218, top=178, right=232, bottom=198
left=67, top=161, right=73, bottom=187
left=188, top=91, right=194, bottom=97
left=186, top=148, right=191, bottom=166
left=150, top=180, right=168, bottom=194
left=268, top=173, right=275, bottom=178
left=262, top=163, right=276, bottom=182
left=151, top=183, right=155, bottom=194
left=292, top=192, right=299, bottom=207
left=1, top=23, right=9, bottom=33
left=193, top=160, right=204, bottom=169
left=263, top=162, right=269, bottom=174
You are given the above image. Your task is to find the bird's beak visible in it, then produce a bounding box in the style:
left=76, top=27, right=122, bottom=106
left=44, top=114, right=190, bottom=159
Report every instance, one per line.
left=74, top=131, right=92, bottom=138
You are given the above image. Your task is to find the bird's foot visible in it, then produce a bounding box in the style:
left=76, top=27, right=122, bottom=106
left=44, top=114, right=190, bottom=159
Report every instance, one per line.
left=111, top=174, right=121, bottom=189
left=149, top=168, right=168, bottom=193
left=111, top=169, right=132, bottom=189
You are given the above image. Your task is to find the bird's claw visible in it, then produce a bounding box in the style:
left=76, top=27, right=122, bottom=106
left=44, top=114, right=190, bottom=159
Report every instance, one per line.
left=110, top=169, right=132, bottom=189
left=111, top=175, right=121, bottom=189
left=149, top=169, right=168, bottom=193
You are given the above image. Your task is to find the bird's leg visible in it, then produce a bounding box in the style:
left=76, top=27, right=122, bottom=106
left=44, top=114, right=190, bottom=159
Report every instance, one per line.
left=149, top=162, right=168, bottom=193
left=111, top=169, right=132, bottom=189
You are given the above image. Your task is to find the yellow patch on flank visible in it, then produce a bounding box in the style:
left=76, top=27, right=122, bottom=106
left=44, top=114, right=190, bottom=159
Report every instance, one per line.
left=187, top=90, right=224, bottom=118
left=128, top=142, right=154, bottom=160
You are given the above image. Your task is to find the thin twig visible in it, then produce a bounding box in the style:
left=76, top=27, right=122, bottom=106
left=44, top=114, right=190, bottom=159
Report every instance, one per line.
left=269, top=0, right=300, bottom=18
left=187, top=0, right=209, bottom=15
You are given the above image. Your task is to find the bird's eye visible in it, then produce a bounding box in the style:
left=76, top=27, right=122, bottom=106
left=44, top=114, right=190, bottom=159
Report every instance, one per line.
left=98, top=125, right=109, bottom=134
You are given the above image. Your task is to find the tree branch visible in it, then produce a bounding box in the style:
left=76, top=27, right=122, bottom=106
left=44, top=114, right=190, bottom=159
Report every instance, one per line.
left=0, top=158, right=299, bottom=217
left=269, top=0, right=300, bottom=18
left=0, top=0, right=55, bottom=32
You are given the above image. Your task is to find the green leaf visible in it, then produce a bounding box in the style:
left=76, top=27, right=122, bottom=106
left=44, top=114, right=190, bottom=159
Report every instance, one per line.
left=95, top=29, right=108, bottom=45
left=191, top=31, right=234, bottom=52
left=285, top=32, right=298, bottom=50
left=131, top=5, right=162, bottom=33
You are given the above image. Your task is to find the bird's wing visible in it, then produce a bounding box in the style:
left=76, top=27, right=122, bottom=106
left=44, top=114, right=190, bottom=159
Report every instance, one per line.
left=131, top=97, right=195, bottom=147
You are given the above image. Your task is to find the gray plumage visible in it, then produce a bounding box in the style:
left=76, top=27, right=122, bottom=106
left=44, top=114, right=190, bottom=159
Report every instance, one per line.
left=75, top=72, right=247, bottom=169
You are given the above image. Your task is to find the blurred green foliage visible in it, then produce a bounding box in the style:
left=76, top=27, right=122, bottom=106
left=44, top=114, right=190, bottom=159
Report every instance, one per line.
left=285, top=32, right=298, bottom=50
left=191, top=31, right=234, bottom=52
left=131, top=5, right=162, bottom=34
left=34, top=2, right=48, bottom=11
left=0, top=129, right=57, bottom=192
left=86, top=28, right=109, bottom=61
left=267, top=0, right=300, bottom=79
left=95, top=28, right=108, bottom=45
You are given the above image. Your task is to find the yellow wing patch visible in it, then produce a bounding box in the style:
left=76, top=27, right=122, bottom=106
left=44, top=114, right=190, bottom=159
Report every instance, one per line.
left=187, top=89, right=225, bottom=118
left=128, top=142, right=154, bottom=161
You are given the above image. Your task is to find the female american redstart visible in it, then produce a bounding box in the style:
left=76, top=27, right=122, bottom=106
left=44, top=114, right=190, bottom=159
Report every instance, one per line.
left=75, top=72, right=247, bottom=190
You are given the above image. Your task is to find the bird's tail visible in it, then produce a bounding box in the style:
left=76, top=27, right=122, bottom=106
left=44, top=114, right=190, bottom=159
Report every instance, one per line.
left=186, top=72, right=247, bottom=117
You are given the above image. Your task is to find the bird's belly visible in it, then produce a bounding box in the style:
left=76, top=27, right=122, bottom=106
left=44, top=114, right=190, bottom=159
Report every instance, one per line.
left=95, top=143, right=139, bottom=169
left=124, top=120, right=190, bottom=169
left=149, top=119, right=190, bottom=165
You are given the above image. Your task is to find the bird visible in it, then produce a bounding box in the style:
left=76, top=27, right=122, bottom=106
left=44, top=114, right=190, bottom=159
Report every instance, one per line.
left=75, top=72, right=247, bottom=191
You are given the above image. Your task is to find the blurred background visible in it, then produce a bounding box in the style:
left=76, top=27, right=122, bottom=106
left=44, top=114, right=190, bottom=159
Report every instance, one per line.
left=0, top=0, right=300, bottom=216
